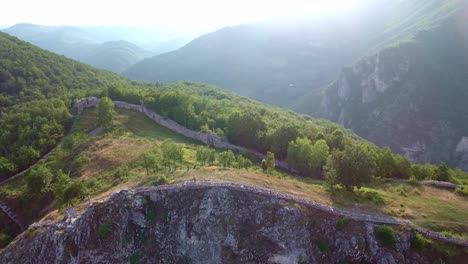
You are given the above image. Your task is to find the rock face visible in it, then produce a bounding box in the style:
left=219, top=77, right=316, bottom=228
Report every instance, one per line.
left=316, top=17, right=468, bottom=170
left=1, top=183, right=465, bottom=264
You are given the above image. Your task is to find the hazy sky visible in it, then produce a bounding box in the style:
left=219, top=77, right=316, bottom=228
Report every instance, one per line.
left=2, top=0, right=366, bottom=32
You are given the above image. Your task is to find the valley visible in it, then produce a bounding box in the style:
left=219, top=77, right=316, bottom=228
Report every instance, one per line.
left=1, top=0, right=468, bottom=262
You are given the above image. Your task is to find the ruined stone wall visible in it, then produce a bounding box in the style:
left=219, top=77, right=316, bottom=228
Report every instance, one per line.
left=113, top=101, right=289, bottom=170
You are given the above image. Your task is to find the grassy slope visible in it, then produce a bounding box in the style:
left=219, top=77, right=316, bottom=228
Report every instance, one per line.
left=16, top=108, right=464, bottom=237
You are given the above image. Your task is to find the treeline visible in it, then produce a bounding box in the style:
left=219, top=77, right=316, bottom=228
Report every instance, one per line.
left=0, top=99, right=72, bottom=180
left=102, top=84, right=468, bottom=188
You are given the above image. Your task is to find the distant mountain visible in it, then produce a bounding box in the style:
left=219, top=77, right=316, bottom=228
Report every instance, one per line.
left=124, top=0, right=458, bottom=108
left=2, top=24, right=161, bottom=73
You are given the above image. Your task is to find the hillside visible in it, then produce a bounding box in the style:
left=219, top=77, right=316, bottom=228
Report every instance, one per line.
left=3, top=24, right=154, bottom=73
left=124, top=0, right=461, bottom=108
left=0, top=105, right=467, bottom=263
left=315, top=6, right=468, bottom=170
left=1, top=26, right=467, bottom=261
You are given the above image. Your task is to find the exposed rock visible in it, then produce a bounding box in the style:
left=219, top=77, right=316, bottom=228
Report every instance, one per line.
left=1, top=183, right=466, bottom=263
left=316, top=22, right=468, bottom=171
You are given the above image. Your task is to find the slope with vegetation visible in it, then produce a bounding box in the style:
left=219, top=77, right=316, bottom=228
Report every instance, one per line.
left=2, top=24, right=154, bottom=73
left=0, top=29, right=467, bottom=258
left=316, top=3, right=468, bottom=170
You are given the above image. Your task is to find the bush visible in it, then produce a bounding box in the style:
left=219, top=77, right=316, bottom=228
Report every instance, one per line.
left=454, top=186, right=468, bottom=197
left=97, top=222, right=112, bottom=238
left=317, top=239, right=327, bottom=252
left=336, top=217, right=351, bottom=230
left=375, top=225, right=397, bottom=248
left=129, top=252, right=140, bottom=264
left=411, top=233, right=428, bottom=251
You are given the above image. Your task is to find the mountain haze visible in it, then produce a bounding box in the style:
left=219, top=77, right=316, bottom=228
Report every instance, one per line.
left=2, top=24, right=160, bottom=73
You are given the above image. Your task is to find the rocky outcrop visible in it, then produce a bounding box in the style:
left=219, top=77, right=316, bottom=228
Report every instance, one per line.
left=1, top=182, right=466, bottom=264
left=316, top=20, right=468, bottom=171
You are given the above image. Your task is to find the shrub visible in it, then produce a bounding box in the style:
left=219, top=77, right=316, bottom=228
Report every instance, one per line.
left=97, top=222, right=112, bottom=238
left=411, top=233, right=428, bottom=251
left=375, top=225, right=397, bottom=248
left=152, top=176, right=169, bottom=186
left=147, top=204, right=157, bottom=224
left=129, top=252, right=140, bottom=264
left=336, top=217, right=351, bottom=230
left=317, top=239, right=327, bottom=252
left=454, top=186, right=468, bottom=197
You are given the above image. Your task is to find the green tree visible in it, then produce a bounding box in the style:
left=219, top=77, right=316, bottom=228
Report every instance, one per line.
left=195, top=146, right=211, bottom=166
left=266, top=151, right=276, bottom=171
left=269, top=125, right=301, bottom=159
left=0, top=157, right=15, bottom=177
left=96, top=97, right=115, bottom=128
left=63, top=180, right=87, bottom=206
left=26, top=164, right=52, bottom=194
left=52, top=170, right=72, bottom=208
left=434, top=163, right=450, bottom=182
left=226, top=111, right=266, bottom=149
left=325, top=144, right=376, bottom=190
left=261, top=159, right=268, bottom=172
left=218, top=150, right=235, bottom=167
left=161, top=140, right=183, bottom=169
left=287, top=138, right=329, bottom=176
left=142, top=150, right=161, bottom=175
left=327, top=129, right=345, bottom=150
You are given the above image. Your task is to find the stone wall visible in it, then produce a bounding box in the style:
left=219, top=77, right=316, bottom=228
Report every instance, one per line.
left=113, top=101, right=289, bottom=170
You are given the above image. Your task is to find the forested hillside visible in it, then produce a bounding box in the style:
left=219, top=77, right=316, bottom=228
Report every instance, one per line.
left=0, top=32, right=140, bottom=180
left=2, top=24, right=154, bottom=73
left=315, top=2, right=468, bottom=170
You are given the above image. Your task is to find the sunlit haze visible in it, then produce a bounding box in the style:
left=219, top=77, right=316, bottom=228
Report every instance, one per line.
left=2, top=0, right=366, bottom=32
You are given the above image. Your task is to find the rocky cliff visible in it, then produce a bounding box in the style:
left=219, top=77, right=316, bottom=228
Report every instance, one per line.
left=1, top=182, right=466, bottom=264
left=317, top=15, right=468, bottom=170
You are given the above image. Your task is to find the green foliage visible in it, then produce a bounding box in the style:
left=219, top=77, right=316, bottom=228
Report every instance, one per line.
left=411, top=233, right=428, bottom=251
left=26, top=164, right=52, bottom=194
left=326, top=129, right=345, bottom=150
left=141, top=149, right=162, bottom=175
left=266, top=151, right=275, bottom=171
left=226, top=111, right=266, bottom=149
left=336, top=217, right=351, bottom=230
left=287, top=138, right=329, bottom=176
left=147, top=203, right=157, bottom=224
left=317, top=239, right=327, bottom=252
left=218, top=150, right=235, bottom=168
left=161, top=140, right=183, bottom=169
left=269, top=125, right=301, bottom=159
left=374, top=148, right=412, bottom=179
left=0, top=157, right=15, bottom=176
left=454, top=186, right=468, bottom=197
left=0, top=230, right=12, bottom=248
left=261, top=159, right=268, bottom=172
left=62, top=180, right=87, bottom=206
left=129, top=252, right=140, bottom=264
left=96, top=97, right=115, bottom=128
left=375, top=225, right=397, bottom=249
left=195, top=146, right=216, bottom=166
left=326, top=144, right=375, bottom=190
left=98, top=222, right=112, bottom=238
left=0, top=99, right=71, bottom=179
left=235, top=156, right=252, bottom=170
left=434, top=163, right=450, bottom=182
